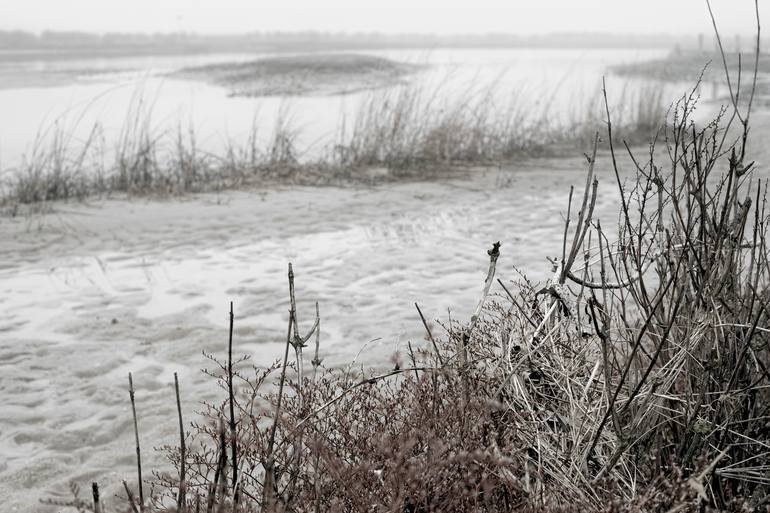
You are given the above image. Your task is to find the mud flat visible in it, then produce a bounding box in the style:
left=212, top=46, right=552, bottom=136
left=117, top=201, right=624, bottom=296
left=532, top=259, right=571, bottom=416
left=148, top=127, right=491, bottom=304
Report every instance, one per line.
left=172, top=53, right=421, bottom=96
left=0, top=156, right=617, bottom=512
left=2, top=114, right=770, bottom=511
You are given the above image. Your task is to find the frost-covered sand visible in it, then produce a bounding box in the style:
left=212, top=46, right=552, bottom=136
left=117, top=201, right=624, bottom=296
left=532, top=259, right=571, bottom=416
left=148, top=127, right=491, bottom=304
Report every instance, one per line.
left=0, top=140, right=767, bottom=511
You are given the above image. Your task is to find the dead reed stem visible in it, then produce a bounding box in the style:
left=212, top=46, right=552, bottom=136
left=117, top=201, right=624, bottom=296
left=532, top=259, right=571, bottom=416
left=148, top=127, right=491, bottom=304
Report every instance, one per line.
left=227, top=301, right=238, bottom=505
left=458, top=241, right=501, bottom=408
left=415, top=302, right=445, bottom=367
left=122, top=480, right=140, bottom=513
left=128, top=372, right=144, bottom=511
left=262, top=264, right=296, bottom=512
left=311, top=302, right=321, bottom=384
left=174, top=372, right=187, bottom=513
left=91, top=482, right=101, bottom=513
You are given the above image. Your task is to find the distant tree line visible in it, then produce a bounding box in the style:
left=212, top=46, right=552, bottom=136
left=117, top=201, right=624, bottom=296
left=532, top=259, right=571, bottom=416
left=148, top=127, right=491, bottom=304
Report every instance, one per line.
left=0, top=29, right=702, bottom=55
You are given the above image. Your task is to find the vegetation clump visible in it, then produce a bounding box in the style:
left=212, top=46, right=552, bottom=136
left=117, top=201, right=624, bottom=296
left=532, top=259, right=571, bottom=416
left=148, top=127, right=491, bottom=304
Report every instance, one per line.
left=173, top=53, right=419, bottom=97
left=0, top=77, right=665, bottom=211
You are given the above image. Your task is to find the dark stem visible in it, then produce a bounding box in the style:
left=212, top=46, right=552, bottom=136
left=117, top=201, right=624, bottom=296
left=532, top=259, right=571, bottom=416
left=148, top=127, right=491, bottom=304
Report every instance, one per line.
left=174, top=372, right=187, bottom=513
left=227, top=301, right=238, bottom=503
left=128, top=372, right=144, bottom=511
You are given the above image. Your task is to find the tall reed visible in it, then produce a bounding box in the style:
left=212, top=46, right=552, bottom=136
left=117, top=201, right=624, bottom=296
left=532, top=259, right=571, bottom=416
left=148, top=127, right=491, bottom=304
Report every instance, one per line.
left=1, top=78, right=667, bottom=210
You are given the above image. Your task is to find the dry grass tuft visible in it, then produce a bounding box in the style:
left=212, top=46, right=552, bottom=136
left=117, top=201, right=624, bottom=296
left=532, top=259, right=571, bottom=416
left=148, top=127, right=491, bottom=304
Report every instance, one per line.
left=0, top=78, right=666, bottom=212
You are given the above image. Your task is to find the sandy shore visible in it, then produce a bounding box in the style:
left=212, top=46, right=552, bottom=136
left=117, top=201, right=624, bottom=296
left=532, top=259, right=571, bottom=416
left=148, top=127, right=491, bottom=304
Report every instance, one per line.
left=1, top=138, right=768, bottom=511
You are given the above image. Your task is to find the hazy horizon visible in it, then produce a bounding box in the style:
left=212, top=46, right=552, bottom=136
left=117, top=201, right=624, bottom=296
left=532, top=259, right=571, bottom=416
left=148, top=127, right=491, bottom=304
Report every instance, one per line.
left=1, top=0, right=759, bottom=38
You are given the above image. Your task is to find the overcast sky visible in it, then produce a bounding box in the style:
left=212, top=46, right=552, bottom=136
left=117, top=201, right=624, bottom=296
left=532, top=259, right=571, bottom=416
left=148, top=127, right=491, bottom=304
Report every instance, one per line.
left=1, top=0, right=759, bottom=36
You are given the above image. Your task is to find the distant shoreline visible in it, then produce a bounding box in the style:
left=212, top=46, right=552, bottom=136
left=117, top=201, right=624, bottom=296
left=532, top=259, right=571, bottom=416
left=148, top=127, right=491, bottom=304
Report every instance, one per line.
left=0, top=43, right=675, bottom=63
left=0, top=30, right=692, bottom=63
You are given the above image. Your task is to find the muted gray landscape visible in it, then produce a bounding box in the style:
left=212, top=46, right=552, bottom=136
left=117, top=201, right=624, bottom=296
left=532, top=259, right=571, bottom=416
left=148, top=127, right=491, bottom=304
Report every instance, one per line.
left=1, top=2, right=769, bottom=512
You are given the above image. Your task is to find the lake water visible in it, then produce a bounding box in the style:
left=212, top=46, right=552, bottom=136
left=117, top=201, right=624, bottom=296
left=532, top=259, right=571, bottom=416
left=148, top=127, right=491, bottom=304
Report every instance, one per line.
left=0, top=47, right=715, bottom=171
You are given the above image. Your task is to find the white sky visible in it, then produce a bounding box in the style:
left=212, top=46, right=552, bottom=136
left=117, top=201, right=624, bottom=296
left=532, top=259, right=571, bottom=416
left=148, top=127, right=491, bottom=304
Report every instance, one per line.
left=1, top=0, right=759, bottom=36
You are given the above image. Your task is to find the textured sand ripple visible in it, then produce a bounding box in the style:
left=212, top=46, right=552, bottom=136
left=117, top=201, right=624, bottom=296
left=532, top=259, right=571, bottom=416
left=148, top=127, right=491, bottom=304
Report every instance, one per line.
left=4, top=149, right=768, bottom=511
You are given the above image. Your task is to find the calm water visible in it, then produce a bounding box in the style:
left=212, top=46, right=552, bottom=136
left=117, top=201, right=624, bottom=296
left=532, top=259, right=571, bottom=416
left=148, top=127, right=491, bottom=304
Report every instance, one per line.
left=0, top=47, right=710, bottom=171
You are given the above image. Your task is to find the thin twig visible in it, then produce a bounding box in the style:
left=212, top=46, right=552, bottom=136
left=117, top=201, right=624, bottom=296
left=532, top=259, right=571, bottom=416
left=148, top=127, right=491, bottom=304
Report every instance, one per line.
left=415, top=302, right=445, bottom=367
left=561, top=133, right=599, bottom=282
left=262, top=264, right=296, bottom=511
left=407, top=341, right=420, bottom=380
left=128, top=372, right=144, bottom=511
left=311, top=302, right=322, bottom=384
left=289, top=366, right=431, bottom=435
left=227, top=301, right=238, bottom=503
left=174, top=372, right=187, bottom=513
left=122, top=480, right=140, bottom=513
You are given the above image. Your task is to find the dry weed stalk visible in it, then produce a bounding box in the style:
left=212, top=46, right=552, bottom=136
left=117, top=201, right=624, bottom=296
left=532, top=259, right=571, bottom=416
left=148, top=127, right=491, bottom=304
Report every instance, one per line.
left=174, top=372, right=187, bottom=513
left=128, top=372, right=145, bottom=512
